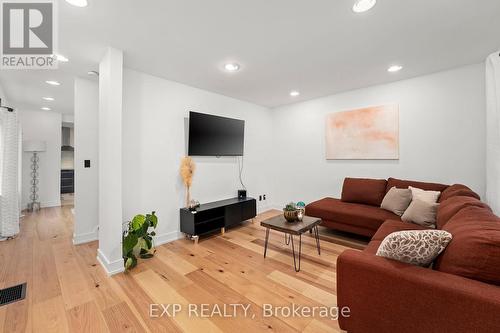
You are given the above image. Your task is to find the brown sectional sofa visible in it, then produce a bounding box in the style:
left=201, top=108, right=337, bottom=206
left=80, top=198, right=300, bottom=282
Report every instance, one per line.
left=306, top=177, right=500, bottom=333
left=306, top=177, right=449, bottom=237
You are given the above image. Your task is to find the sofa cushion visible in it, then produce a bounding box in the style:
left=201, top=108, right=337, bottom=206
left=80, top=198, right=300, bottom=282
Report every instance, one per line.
left=409, top=186, right=441, bottom=204
left=341, top=178, right=387, bottom=207
left=386, top=177, right=448, bottom=194
left=439, top=184, right=481, bottom=203
left=434, top=206, right=500, bottom=286
left=372, top=220, right=428, bottom=241
left=401, top=199, right=439, bottom=228
left=376, top=230, right=453, bottom=267
left=380, top=187, right=412, bottom=216
left=306, top=197, right=399, bottom=232
left=436, top=196, right=491, bottom=229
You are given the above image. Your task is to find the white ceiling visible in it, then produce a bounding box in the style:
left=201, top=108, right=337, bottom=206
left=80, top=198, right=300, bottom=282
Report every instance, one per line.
left=1, top=0, right=500, bottom=114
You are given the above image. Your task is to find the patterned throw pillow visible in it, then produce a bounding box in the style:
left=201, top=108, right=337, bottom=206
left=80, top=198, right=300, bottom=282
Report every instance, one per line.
left=376, top=230, right=453, bottom=267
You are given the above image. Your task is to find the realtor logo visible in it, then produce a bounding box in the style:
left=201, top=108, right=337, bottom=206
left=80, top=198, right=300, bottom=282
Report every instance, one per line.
left=1, top=0, right=57, bottom=69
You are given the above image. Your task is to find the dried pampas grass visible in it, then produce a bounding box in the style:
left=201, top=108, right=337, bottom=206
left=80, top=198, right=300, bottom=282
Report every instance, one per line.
left=180, top=156, right=195, bottom=187
left=180, top=157, right=195, bottom=206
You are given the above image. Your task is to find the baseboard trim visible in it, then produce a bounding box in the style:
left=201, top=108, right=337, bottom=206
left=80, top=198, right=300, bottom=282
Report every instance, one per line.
left=23, top=200, right=61, bottom=210
left=73, top=229, right=98, bottom=245
left=42, top=200, right=61, bottom=208
left=97, top=249, right=124, bottom=276
left=154, top=230, right=184, bottom=246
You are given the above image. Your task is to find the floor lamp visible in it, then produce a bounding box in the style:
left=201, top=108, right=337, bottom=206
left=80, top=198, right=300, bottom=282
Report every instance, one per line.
left=23, top=141, right=46, bottom=212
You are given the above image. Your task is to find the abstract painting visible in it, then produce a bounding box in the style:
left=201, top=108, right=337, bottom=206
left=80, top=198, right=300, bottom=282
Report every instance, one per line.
left=326, top=104, right=399, bottom=159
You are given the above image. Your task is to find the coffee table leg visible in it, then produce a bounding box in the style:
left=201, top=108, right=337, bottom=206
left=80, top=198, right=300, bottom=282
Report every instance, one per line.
left=290, top=234, right=302, bottom=272
left=264, top=228, right=270, bottom=258
left=284, top=233, right=290, bottom=245
left=314, top=226, right=321, bottom=255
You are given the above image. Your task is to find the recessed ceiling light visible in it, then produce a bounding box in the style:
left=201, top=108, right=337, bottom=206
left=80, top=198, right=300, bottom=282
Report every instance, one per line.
left=42, top=97, right=55, bottom=101
left=41, top=107, right=51, bottom=111
left=290, top=91, right=300, bottom=97
left=87, top=70, right=99, bottom=76
left=224, top=63, right=240, bottom=72
left=65, top=0, right=88, bottom=7
left=45, top=80, right=60, bottom=86
left=353, top=0, right=377, bottom=13
left=388, top=65, right=403, bottom=73
left=53, top=54, right=69, bottom=62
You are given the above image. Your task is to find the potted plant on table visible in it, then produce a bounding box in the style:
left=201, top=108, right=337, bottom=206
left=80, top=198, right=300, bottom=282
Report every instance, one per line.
left=122, top=211, right=158, bottom=270
left=283, top=202, right=298, bottom=222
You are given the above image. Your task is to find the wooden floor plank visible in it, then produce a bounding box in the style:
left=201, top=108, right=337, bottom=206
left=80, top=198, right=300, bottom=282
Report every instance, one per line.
left=66, top=301, right=110, bottom=332
left=267, top=270, right=336, bottom=307
left=52, top=240, right=94, bottom=309
left=133, top=269, right=222, bottom=333
left=32, top=296, right=69, bottom=333
left=102, top=301, right=147, bottom=333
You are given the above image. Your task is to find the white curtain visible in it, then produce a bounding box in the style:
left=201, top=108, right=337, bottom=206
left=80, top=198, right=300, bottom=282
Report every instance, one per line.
left=0, top=109, right=20, bottom=238
left=486, top=51, right=500, bottom=214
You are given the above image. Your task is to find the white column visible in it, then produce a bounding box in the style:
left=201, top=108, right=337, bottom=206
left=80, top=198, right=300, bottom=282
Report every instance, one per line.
left=97, top=47, right=124, bottom=275
left=486, top=51, right=500, bottom=214
left=73, top=78, right=99, bottom=245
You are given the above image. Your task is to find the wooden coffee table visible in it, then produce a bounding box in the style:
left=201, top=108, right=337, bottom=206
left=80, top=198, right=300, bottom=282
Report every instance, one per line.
left=260, top=215, right=321, bottom=272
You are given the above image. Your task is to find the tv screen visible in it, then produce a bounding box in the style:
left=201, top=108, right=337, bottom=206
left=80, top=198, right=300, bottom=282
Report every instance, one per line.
left=188, top=112, right=245, bottom=156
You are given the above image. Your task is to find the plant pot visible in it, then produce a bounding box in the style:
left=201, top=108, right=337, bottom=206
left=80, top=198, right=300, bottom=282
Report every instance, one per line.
left=283, top=209, right=298, bottom=222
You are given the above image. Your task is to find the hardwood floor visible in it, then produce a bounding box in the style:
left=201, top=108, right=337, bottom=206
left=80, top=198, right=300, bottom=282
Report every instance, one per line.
left=0, top=206, right=365, bottom=332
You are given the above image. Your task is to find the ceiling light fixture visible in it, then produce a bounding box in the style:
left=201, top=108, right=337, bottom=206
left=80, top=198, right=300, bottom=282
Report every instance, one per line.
left=388, top=65, right=403, bottom=73
left=290, top=91, right=300, bottom=97
left=42, top=97, right=55, bottom=101
left=65, top=0, right=88, bottom=7
left=353, top=0, right=377, bottom=13
left=53, top=54, right=69, bottom=62
left=45, top=80, right=61, bottom=86
left=41, top=107, right=51, bottom=111
left=87, top=70, right=99, bottom=76
left=224, top=63, right=240, bottom=72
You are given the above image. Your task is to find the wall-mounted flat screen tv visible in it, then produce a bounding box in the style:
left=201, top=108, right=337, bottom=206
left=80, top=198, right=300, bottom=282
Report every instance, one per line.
left=188, top=112, right=245, bottom=156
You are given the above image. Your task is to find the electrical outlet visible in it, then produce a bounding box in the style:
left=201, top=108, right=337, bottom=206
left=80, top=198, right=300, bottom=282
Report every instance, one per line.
left=263, top=194, right=266, bottom=200
left=259, top=195, right=262, bottom=201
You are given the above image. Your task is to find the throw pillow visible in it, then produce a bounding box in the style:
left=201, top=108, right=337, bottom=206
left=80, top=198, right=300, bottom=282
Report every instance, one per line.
left=376, top=230, right=453, bottom=267
left=401, top=199, right=439, bottom=228
left=409, top=186, right=441, bottom=203
left=380, top=187, right=412, bottom=216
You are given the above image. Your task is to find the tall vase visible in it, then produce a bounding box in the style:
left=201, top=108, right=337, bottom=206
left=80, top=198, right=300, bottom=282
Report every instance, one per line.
left=185, top=186, right=191, bottom=208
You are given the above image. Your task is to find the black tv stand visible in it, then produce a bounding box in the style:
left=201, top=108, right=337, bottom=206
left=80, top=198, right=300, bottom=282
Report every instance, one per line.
left=180, top=197, right=256, bottom=243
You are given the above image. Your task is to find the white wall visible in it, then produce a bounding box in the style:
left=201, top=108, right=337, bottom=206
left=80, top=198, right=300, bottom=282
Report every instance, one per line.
left=122, top=69, right=273, bottom=244
left=19, top=110, right=62, bottom=208
left=271, top=64, right=486, bottom=207
left=74, top=78, right=99, bottom=245
left=97, top=48, right=124, bottom=275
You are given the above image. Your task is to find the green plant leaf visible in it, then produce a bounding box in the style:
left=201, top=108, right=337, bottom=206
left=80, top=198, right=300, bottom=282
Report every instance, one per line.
left=141, top=221, right=149, bottom=235
left=131, top=215, right=146, bottom=231
left=140, top=253, right=154, bottom=259
left=123, top=233, right=138, bottom=254
left=144, top=237, right=152, bottom=250
left=125, top=256, right=137, bottom=270
left=133, top=238, right=146, bottom=256
left=149, top=213, right=158, bottom=228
